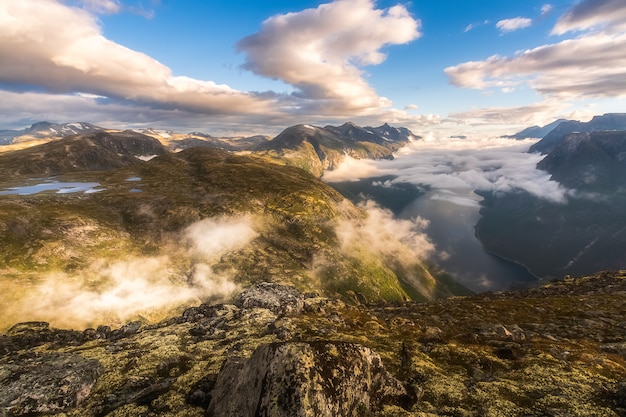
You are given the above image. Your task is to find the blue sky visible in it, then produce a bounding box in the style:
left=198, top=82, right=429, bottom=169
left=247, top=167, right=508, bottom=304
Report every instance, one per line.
left=1, top=0, right=625, bottom=136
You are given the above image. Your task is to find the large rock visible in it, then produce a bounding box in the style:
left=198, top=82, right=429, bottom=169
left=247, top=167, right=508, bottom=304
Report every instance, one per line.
left=0, top=352, right=102, bottom=415
left=206, top=341, right=411, bottom=417
left=234, top=282, right=304, bottom=316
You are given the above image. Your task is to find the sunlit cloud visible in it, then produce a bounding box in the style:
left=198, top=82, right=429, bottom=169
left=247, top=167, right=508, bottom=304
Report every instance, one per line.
left=496, top=17, right=532, bottom=33
left=0, top=0, right=432, bottom=132
left=237, top=0, right=421, bottom=115
left=446, top=0, right=626, bottom=127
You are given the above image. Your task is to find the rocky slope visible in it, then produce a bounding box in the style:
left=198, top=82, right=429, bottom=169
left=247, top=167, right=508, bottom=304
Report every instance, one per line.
left=2, top=272, right=626, bottom=416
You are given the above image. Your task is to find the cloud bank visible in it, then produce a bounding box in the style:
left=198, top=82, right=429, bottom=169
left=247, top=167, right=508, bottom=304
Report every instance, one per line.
left=324, top=137, right=570, bottom=203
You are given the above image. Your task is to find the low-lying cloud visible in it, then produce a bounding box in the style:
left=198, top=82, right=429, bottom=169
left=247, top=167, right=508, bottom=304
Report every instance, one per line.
left=335, top=200, right=434, bottom=262
left=324, top=136, right=570, bottom=203
left=6, top=215, right=258, bottom=329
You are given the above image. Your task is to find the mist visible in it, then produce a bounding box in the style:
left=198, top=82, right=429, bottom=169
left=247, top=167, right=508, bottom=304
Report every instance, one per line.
left=323, top=136, right=570, bottom=204
left=6, top=215, right=258, bottom=330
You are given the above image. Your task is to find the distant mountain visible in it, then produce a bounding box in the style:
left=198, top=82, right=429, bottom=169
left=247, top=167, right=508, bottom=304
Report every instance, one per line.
left=537, top=131, right=626, bottom=191
left=5, top=122, right=103, bottom=144
left=529, top=113, right=626, bottom=154
left=256, top=122, right=419, bottom=176
left=477, top=129, right=626, bottom=278
left=0, top=130, right=167, bottom=176
left=505, top=119, right=570, bottom=140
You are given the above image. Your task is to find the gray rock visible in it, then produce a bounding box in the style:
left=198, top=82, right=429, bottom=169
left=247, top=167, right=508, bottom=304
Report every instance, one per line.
left=234, top=282, right=304, bottom=316
left=206, top=341, right=412, bottom=417
left=0, top=352, right=102, bottom=416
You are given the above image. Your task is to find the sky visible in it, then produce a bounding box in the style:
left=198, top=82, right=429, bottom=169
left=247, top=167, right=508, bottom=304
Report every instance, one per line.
left=1, top=0, right=626, bottom=136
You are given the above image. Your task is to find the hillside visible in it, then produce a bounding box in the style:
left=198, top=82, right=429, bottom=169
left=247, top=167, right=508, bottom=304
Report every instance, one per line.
left=2, top=271, right=625, bottom=416
left=0, top=132, right=464, bottom=331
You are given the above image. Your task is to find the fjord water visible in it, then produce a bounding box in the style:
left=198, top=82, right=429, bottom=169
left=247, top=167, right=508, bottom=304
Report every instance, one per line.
left=400, top=188, right=537, bottom=292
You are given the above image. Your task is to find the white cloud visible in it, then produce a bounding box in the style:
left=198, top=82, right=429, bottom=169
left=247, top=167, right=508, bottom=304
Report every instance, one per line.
left=496, top=17, right=533, bottom=33
left=6, top=215, right=257, bottom=328
left=325, top=136, right=570, bottom=203
left=335, top=200, right=435, bottom=262
left=236, top=0, right=421, bottom=115
left=0, top=0, right=433, bottom=132
left=445, top=0, right=626, bottom=130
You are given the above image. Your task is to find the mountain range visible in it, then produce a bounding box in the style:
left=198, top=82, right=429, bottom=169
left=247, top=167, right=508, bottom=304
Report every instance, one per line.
left=477, top=113, right=626, bottom=278
left=1, top=116, right=626, bottom=416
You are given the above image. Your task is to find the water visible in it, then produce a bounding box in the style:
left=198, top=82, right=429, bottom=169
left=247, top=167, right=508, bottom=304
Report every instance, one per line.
left=0, top=180, right=105, bottom=195
left=400, top=188, right=537, bottom=292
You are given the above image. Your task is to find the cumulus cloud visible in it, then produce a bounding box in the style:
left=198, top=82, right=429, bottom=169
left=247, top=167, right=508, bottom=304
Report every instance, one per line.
left=0, top=0, right=272, bottom=117
left=6, top=215, right=257, bottom=329
left=325, top=136, right=570, bottom=203
left=236, top=0, right=421, bottom=115
left=0, top=0, right=432, bottom=132
left=446, top=0, right=626, bottom=104
left=496, top=17, right=533, bottom=33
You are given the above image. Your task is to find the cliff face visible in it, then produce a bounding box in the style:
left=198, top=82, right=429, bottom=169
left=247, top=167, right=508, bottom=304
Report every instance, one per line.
left=2, top=273, right=626, bottom=416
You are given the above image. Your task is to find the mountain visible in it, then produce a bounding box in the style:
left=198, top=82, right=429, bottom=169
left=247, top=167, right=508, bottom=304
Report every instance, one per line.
left=256, top=122, right=419, bottom=176
left=2, top=271, right=626, bottom=416
left=537, top=131, right=626, bottom=191
left=4, top=121, right=103, bottom=144
left=504, top=118, right=570, bottom=140
left=529, top=113, right=626, bottom=154
left=0, top=132, right=467, bottom=334
left=0, top=130, right=167, bottom=176
left=476, top=130, right=626, bottom=278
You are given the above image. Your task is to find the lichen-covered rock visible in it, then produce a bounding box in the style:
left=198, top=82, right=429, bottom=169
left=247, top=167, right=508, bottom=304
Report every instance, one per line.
left=206, top=341, right=412, bottom=417
left=234, top=282, right=304, bottom=316
left=0, top=352, right=102, bottom=416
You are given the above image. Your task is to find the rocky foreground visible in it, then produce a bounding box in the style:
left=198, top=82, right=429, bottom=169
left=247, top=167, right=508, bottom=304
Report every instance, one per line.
left=2, top=272, right=626, bottom=416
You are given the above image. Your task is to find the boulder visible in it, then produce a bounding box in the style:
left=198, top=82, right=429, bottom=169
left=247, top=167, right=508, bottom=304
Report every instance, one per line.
left=206, top=341, right=412, bottom=417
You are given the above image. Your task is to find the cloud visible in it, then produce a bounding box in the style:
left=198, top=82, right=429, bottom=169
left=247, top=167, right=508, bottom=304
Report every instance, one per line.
left=5, top=215, right=257, bottom=329
left=72, top=0, right=121, bottom=14
left=325, top=136, right=570, bottom=203
left=446, top=1, right=626, bottom=103
left=541, top=4, right=553, bottom=17
left=335, top=200, right=435, bottom=263
left=236, top=0, right=421, bottom=115
left=552, top=0, right=626, bottom=34
left=0, top=0, right=433, bottom=133
left=496, top=17, right=533, bottom=33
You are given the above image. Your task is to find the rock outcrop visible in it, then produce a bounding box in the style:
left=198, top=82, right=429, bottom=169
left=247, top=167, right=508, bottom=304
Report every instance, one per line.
left=206, top=341, right=412, bottom=417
